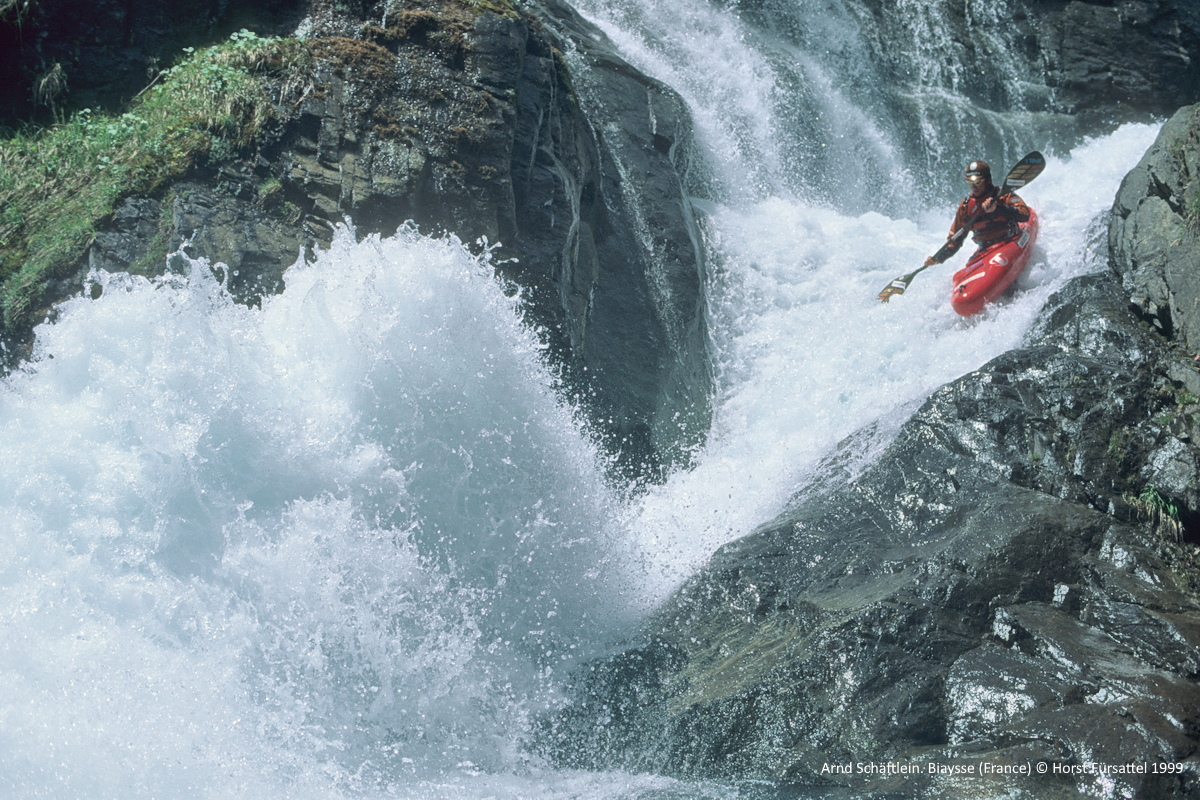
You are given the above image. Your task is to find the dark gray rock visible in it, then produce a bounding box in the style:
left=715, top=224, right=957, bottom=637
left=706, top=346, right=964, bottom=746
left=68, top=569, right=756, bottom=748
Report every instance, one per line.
left=87, top=198, right=167, bottom=275
left=252, top=0, right=713, bottom=477
left=305, top=0, right=714, bottom=478
left=1111, top=104, right=1200, bottom=357
left=1029, top=0, right=1200, bottom=122
left=526, top=0, right=712, bottom=476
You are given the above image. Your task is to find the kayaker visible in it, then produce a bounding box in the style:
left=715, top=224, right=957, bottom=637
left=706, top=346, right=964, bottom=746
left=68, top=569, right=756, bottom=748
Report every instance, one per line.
left=923, top=160, right=1031, bottom=267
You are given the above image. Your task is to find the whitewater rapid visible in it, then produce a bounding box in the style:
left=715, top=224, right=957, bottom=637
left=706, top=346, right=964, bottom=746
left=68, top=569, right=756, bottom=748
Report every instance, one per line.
left=623, top=123, right=1160, bottom=597
left=0, top=225, right=628, bottom=797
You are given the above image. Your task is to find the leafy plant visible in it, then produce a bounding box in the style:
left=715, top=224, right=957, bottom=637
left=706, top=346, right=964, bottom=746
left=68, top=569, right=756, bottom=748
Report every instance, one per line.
left=0, top=0, right=37, bottom=23
left=1176, top=389, right=1200, bottom=407
left=1186, top=181, right=1200, bottom=235
left=33, top=62, right=68, bottom=114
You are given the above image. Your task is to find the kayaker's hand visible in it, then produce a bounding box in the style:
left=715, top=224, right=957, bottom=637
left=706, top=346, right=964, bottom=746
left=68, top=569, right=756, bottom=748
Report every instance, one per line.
left=982, top=196, right=997, bottom=213
left=923, top=256, right=937, bottom=267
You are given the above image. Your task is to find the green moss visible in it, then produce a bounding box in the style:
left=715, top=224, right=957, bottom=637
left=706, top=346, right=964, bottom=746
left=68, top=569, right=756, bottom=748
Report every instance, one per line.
left=256, top=177, right=284, bottom=207
left=310, top=36, right=395, bottom=83
left=1186, top=182, right=1200, bottom=235
left=125, top=195, right=180, bottom=277
left=1106, top=428, right=1130, bottom=462
left=551, top=46, right=580, bottom=109
left=255, top=176, right=302, bottom=223
left=0, top=29, right=313, bottom=333
left=369, top=0, right=520, bottom=48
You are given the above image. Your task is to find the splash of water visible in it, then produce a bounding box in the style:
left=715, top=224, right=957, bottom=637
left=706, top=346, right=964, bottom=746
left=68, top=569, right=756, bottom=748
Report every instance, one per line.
left=0, top=224, right=652, bottom=797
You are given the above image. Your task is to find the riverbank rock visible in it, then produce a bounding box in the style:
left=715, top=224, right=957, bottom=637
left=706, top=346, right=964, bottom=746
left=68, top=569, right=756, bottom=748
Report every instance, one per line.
left=1032, top=0, right=1200, bottom=123
left=541, top=109, right=1200, bottom=798
left=1111, top=103, right=1200, bottom=361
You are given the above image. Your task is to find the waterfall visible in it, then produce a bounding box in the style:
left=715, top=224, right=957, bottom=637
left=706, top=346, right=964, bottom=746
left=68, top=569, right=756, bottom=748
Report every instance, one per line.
left=0, top=0, right=1163, bottom=797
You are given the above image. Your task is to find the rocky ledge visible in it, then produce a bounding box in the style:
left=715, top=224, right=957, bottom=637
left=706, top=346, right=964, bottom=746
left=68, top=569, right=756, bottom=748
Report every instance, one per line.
left=541, top=106, right=1200, bottom=799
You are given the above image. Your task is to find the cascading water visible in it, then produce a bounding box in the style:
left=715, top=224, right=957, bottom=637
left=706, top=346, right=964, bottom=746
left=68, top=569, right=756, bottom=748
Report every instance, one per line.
left=570, top=0, right=1160, bottom=602
left=0, top=0, right=1163, bottom=797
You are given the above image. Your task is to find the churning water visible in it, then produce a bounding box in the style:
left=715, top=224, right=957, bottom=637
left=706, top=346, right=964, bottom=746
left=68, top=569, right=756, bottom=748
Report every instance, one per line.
left=0, top=0, right=1163, bottom=796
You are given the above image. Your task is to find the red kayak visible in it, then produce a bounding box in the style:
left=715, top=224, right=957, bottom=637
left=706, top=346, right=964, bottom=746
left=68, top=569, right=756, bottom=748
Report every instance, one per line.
left=950, top=208, right=1039, bottom=316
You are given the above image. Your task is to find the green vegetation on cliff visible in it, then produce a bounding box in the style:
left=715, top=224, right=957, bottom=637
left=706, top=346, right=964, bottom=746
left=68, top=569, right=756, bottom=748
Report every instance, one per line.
left=0, top=29, right=311, bottom=334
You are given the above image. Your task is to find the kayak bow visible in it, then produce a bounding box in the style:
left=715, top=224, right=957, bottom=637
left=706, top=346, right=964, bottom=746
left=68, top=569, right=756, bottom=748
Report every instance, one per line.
left=950, top=208, right=1039, bottom=316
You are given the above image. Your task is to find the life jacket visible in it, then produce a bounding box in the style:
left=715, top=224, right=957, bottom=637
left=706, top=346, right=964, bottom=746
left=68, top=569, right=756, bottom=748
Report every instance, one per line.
left=935, top=187, right=1031, bottom=263
left=958, top=187, right=1030, bottom=247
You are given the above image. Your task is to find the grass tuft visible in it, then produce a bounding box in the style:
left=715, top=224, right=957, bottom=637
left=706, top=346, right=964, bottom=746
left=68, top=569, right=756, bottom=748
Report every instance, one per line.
left=465, top=0, right=520, bottom=18
left=1128, top=484, right=1185, bottom=542
left=0, top=29, right=312, bottom=333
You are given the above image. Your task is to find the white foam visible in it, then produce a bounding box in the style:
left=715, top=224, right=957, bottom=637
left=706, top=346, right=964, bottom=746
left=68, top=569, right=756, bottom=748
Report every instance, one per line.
left=0, top=224, right=643, bottom=797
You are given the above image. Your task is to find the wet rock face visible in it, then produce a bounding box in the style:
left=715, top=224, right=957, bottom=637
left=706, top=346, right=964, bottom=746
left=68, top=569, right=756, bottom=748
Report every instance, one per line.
left=1029, top=0, right=1200, bottom=121
left=1111, top=104, right=1200, bottom=358
left=292, top=0, right=712, bottom=477
left=545, top=271, right=1200, bottom=797
left=205, top=0, right=712, bottom=478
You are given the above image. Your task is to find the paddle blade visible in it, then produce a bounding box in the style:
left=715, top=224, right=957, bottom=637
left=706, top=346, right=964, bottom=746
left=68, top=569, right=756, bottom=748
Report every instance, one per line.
left=877, top=275, right=914, bottom=302
left=1003, top=151, right=1045, bottom=191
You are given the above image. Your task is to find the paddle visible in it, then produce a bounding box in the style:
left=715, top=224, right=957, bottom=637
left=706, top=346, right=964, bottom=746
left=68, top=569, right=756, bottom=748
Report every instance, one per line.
left=877, top=151, right=1046, bottom=302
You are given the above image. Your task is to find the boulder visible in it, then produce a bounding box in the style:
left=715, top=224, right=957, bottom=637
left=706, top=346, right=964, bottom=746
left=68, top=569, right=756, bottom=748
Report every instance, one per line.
left=1111, top=104, right=1200, bottom=358
left=1031, top=0, right=1200, bottom=122
left=199, top=0, right=714, bottom=477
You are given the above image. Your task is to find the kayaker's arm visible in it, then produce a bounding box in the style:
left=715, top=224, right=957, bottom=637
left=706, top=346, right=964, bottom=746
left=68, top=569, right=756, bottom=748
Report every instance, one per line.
left=924, top=199, right=972, bottom=266
left=996, top=191, right=1031, bottom=223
